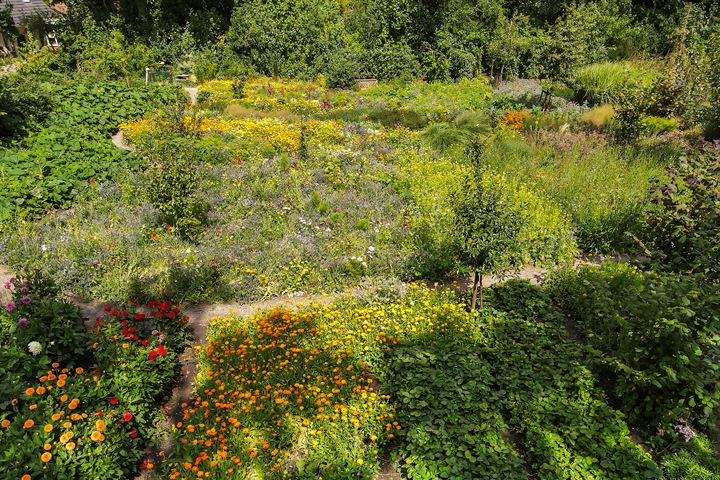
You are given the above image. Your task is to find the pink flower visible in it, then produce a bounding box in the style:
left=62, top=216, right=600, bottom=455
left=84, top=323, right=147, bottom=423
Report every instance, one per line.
left=5, top=303, right=15, bottom=312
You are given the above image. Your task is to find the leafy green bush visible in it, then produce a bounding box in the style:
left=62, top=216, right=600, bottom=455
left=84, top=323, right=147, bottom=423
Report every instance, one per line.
left=145, top=136, right=210, bottom=240
left=227, top=0, right=345, bottom=78
left=639, top=151, right=720, bottom=282
left=548, top=263, right=720, bottom=428
left=0, top=76, right=54, bottom=139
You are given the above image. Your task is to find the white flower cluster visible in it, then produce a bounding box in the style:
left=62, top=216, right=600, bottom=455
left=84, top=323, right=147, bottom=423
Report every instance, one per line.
left=28, top=341, right=43, bottom=356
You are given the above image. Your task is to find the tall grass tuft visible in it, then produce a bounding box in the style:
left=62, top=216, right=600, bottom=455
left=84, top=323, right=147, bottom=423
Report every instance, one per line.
left=573, top=61, right=656, bottom=105
left=478, top=132, right=667, bottom=252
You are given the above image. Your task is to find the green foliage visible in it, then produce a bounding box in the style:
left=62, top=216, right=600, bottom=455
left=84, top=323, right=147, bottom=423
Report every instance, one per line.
left=227, top=0, right=345, bottom=78
left=639, top=151, right=720, bottom=282
left=144, top=136, right=210, bottom=241
left=452, top=159, right=576, bottom=308
left=0, top=81, right=182, bottom=227
left=485, top=282, right=663, bottom=479
left=386, top=332, right=528, bottom=479
left=641, top=116, right=679, bottom=135
left=572, top=61, right=656, bottom=105
left=0, top=76, right=54, bottom=139
left=548, top=263, right=720, bottom=428
left=478, top=132, right=664, bottom=252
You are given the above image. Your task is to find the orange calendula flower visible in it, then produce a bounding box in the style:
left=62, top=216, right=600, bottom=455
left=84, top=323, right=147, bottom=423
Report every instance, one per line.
left=43, top=424, right=53, bottom=433
left=40, top=452, right=52, bottom=462
left=51, top=362, right=60, bottom=368
left=21, top=475, right=31, bottom=480
left=95, top=420, right=106, bottom=431
left=23, top=419, right=34, bottom=429
left=43, top=444, right=52, bottom=451
left=57, top=379, right=66, bottom=387
left=1, top=419, right=10, bottom=428
left=90, top=431, right=105, bottom=441
left=36, top=386, right=46, bottom=395
left=75, top=367, right=84, bottom=374
left=25, top=388, right=35, bottom=395
left=60, top=395, right=68, bottom=402
left=66, top=442, right=76, bottom=451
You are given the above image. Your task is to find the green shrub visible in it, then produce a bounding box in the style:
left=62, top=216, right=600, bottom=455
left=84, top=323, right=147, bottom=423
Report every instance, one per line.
left=641, top=116, right=679, bottom=135
left=227, top=0, right=345, bottom=78
left=548, top=263, right=720, bottom=428
left=639, top=151, right=720, bottom=282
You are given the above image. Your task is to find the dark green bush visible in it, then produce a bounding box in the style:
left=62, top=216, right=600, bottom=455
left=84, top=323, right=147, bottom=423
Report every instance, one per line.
left=548, top=263, right=720, bottom=428
left=640, top=151, right=720, bottom=282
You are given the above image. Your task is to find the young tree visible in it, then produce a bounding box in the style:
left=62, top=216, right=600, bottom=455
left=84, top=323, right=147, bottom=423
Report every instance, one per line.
left=453, top=167, right=526, bottom=310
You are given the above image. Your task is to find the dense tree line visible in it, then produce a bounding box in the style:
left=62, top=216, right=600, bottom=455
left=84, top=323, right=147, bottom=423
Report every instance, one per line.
left=39, top=1, right=716, bottom=84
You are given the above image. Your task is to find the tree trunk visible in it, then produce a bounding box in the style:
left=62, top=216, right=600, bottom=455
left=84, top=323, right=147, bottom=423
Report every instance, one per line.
left=479, top=274, right=484, bottom=310
left=471, top=271, right=479, bottom=311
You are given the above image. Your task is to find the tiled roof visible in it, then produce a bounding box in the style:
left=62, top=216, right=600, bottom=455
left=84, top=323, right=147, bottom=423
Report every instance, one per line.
left=0, top=0, right=57, bottom=25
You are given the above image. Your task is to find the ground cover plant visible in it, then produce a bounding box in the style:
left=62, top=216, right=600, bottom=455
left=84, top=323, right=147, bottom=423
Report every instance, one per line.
left=0, top=275, right=191, bottom=479
left=166, top=284, right=701, bottom=479
left=0, top=79, right=182, bottom=227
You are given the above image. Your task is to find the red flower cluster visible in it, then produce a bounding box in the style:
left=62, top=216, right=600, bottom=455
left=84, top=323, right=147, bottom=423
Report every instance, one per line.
left=149, top=345, right=167, bottom=361
left=148, top=300, right=189, bottom=325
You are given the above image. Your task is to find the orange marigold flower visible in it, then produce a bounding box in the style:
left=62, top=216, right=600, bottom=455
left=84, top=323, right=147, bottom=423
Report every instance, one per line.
left=66, top=442, right=76, bottom=451
left=75, top=367, right=84, bottom=374
left=44, top=424, right=53, bottom=433
left=40, top=452, right=52, bottom=462
left=36, top=387, right=46, bottom=395
left=1, top=419, right=10, bottom=428
left=51, top=362, right=59, bottom=368
left=95, top=420, right=106, bottom=431
left=57, top=380, right=66, bottom=387
left=43, top=444, right=52, bottom=451
left=21, top=475, right=31, bottom=480
left=60, top=395, right=68, bottom=402
left=23, top=419, right=34, bottom=429
left=25, top=388, right=35, bottom=395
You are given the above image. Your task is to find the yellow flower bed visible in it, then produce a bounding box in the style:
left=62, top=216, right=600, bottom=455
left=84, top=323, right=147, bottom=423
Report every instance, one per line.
left=169, top=286, right=472, bottom=478
left=121, top=115, right=343, bottom=153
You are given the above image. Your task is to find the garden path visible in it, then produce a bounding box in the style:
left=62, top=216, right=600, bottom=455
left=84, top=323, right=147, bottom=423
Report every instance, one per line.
left=185, top=86, right=198, bottom=105
left=111, top=130, right=132, bottom=151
